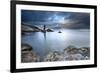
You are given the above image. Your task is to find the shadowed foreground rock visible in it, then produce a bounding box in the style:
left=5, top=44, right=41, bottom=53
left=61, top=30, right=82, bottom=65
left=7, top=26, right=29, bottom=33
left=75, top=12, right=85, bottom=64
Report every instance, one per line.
left=21, top=43, right=39, bottom=63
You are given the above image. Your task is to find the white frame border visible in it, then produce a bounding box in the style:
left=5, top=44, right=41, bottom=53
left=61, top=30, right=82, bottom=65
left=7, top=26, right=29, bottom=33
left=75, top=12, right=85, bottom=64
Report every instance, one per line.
left=16, top=4, right=95, bottom=69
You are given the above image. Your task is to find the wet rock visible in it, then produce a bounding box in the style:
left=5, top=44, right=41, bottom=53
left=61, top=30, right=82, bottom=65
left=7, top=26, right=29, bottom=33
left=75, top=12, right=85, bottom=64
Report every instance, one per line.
left=46, top=28, right=54, bottom=32
left=78, top=47, right=90, bottom=57
left=64, top=45, right=78, bottom=54
left=63, top=53, right=85, bottom=60
left=58, top=31, right=62, bottom=33
left=21, top=43, right=32, bottom=51
left=63, top=46, right=90, bottom=60
left=44, top=51, right=63, bottom=62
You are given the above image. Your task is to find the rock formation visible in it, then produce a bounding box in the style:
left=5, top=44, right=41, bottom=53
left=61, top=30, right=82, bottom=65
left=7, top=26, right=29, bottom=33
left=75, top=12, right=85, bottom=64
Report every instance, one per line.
left=21, top=43, right=40, bottom=63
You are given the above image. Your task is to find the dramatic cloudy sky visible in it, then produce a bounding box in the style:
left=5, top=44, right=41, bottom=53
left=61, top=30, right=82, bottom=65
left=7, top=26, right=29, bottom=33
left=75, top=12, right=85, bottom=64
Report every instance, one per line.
left=21, top=10, right=90, bottom=29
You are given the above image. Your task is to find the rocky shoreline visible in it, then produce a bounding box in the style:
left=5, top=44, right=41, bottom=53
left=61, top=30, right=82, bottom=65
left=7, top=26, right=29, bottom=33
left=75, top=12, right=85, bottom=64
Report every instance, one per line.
left=21, top=44, right=90, bottom=63
left=44, top=46, right=90, bottom=62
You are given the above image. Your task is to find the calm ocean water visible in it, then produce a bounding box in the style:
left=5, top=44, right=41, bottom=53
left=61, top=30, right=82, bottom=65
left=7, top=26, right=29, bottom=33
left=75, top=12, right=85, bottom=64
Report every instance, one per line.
left=22, top=29, right=90, bottom=61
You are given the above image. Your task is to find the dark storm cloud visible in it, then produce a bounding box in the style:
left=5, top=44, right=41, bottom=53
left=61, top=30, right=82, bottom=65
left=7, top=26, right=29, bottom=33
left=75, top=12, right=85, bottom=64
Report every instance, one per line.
left=21, top=10, right=90, bottom=29
left=65, top=13, right=90, bottom=29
